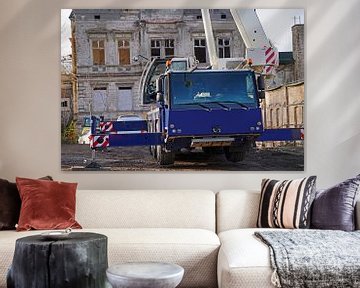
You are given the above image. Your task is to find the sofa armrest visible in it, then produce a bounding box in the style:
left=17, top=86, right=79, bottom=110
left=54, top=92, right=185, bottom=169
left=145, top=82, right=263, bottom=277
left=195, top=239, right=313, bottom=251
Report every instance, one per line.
left=356, top=200, right=360, bottom=230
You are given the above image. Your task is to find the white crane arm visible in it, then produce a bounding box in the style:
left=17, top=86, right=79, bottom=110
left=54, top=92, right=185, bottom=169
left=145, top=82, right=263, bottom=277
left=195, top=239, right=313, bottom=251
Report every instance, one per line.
left=201, top=9, right=219, bottom=69
left=230, top=9, right=278, bottom=75
left=230, top=9, right=270, bottom=49
left=200, top=9, right=278, bottom=74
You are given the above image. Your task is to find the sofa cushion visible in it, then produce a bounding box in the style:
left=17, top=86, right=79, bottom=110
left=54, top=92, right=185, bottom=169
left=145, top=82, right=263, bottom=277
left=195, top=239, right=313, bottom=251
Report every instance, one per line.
left=76, top=190, right=216, bottom=231
left=218, top=228, right=277, bottom=288
left=311, top=174, right=360, bottom=231
left=216, top=190, right=260, bottom=233
left=16, top=177, right=82, bottom=231
left=0, top=228, right=220, bottom=288
left=257, top=177, right=317, bottom=229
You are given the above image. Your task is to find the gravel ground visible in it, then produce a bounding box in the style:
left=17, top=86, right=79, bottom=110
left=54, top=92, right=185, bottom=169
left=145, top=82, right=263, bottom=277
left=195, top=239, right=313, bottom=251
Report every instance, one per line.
left=61, top=144, right=304, bottom=171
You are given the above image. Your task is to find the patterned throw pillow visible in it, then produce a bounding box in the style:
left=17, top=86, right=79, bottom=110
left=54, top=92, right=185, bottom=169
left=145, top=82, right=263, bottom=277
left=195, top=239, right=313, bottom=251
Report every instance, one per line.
left=257, top=176, right=317, bottom=229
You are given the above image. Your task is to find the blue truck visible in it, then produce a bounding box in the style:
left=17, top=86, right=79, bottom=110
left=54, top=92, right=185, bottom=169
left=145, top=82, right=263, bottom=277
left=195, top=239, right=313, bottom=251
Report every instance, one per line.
left=89, top=9, right=303, bottom=166
left=90, top=63, right=302, bottom=166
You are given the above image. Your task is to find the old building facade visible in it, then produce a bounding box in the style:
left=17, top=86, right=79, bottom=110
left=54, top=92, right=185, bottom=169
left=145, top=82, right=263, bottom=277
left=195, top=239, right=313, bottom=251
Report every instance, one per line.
left=70, top=9, right=246, bottom=125
left=69, top=9, right=304, bottom=142
left=261, top=23, right=304, bottom=147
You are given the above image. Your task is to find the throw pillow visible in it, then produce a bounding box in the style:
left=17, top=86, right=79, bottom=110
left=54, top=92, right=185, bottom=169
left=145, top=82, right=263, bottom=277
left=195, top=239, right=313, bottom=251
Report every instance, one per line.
left=0, top=176, right=53, bottom=230
left=0, top=179, right=20, bottom=230
left=311, top=174, right=360, bottom=231
left=16, top=177, right=82, bottom=231
left=257, top=176, right=317, bottom=229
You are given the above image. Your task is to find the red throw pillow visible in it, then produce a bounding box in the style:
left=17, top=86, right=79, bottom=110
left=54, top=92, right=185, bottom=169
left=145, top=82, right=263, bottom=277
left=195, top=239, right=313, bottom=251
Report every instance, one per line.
left=16, top=177, right=82, bottom=231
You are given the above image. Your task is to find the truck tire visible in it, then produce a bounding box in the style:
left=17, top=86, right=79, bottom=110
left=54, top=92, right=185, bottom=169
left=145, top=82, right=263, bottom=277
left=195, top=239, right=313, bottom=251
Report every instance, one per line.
left=224, top=146, right=248, bottom=162
left=157, top=146, right=175, bottom=166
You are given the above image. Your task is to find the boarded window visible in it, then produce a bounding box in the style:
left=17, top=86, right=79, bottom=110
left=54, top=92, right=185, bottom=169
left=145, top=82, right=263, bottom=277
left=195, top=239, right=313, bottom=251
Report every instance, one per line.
left=218, top=38, right=230, bottom=58
left=117, top=87, right=132, bottom=111
left=194, top=39, right=206, bottom=63
left=164, top=39, right=174, bottom=57
left=118, top=39, right=130, bottom=65
left=151, top=40, right=161, bottom=58
left=92, top=88, right=107, bottom=112
left=92, top=40, right=105, bottom=65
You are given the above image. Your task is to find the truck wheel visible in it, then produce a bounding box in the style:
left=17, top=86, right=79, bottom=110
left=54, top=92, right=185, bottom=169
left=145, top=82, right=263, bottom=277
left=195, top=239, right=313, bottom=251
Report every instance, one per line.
left=224, top=147, right=247, bottom=162
left=157, top=146, right=175, bottom=165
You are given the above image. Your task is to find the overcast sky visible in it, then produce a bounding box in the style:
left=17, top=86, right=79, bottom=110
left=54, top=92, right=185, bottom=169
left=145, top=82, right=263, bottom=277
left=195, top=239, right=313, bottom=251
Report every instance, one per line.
left=61, top=9, right=304, bottom=56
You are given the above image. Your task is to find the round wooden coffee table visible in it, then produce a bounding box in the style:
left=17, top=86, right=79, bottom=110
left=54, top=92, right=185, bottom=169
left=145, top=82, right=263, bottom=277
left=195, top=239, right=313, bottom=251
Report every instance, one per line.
left=106, top=262, right=184, bottom=288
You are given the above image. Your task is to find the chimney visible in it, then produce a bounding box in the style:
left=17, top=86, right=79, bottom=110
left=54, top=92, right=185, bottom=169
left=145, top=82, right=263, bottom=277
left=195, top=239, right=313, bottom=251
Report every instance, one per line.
left=292, top=24, right=304, bottom=82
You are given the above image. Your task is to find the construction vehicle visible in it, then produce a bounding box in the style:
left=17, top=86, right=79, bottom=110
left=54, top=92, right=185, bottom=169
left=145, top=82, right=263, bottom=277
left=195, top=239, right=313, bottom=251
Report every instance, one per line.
left=89, top=9, right=303, bottom=166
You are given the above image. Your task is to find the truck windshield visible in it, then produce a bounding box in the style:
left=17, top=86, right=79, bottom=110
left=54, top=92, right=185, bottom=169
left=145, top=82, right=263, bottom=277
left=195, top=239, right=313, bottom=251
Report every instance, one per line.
left=170, top=71, right=258, bottom=108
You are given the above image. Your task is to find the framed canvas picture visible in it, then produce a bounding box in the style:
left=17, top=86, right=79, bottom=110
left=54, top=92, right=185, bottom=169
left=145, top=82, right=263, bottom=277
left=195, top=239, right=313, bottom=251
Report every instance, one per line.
left=61, top=9, right=304, bottom=171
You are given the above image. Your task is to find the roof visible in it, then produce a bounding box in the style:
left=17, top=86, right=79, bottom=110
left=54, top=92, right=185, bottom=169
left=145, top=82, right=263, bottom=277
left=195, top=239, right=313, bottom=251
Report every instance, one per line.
left=279, top=52, right=294, bottom=65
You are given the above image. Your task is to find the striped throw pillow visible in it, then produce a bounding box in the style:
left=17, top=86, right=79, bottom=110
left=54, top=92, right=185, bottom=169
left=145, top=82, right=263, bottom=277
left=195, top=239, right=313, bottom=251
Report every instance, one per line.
left=257, top=176, right=317, bottom=229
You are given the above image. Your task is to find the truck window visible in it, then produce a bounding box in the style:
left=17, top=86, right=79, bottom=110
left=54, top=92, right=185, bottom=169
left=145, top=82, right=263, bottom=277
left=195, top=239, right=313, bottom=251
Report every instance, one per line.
left=170, top=71, right=258, bottom=107
left=83, top=117, right=91, bottom=127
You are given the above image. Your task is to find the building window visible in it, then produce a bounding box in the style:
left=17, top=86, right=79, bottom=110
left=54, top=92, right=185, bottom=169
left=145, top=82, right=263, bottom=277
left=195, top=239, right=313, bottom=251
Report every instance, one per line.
left=221, top=14, right=227, bottom=19
left=194, top=38, right=206, bottom=63
left=275, top=108, right=281, bottom=128
left=269, top=108, right=273, bottom=128
left=92, top=40, right=105, bottom=65
left=151, top=40, right=161, bottom=58
left=61, top=100, right=68, bottom=108
left=118, top=39, right=130, bottom=65
left=218, top=38, right=230, bottom=58
left=164, top=39, right=174, bottom=57
left=150, top=39, right=175, bottom=58
left=294, top=106, right=303, bottom=127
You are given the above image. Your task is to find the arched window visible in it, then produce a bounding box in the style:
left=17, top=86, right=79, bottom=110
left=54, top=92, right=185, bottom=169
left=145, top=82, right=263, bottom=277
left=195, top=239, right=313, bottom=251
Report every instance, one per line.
left=276, top=108, right=281, bottom=128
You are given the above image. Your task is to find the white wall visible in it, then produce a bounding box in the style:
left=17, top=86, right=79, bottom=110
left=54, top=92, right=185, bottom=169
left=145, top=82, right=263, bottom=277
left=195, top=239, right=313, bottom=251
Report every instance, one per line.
left=0, top=0, right=359, bottom=190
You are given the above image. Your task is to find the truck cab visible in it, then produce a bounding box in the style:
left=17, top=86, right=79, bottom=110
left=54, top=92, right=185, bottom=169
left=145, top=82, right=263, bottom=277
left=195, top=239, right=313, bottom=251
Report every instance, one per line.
left=147, top=69, right=265, bottom=165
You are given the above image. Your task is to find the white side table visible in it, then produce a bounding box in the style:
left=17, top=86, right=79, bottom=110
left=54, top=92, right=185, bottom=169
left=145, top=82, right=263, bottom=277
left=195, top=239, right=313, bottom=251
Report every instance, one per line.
left=106, top=262, right=184, bottom=288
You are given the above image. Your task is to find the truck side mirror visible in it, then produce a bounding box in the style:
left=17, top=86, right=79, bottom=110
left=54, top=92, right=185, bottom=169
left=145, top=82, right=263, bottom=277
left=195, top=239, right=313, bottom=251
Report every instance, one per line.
left=257, top=75, right=265, bottom=99
left=156, top=78, right=164, bottom=103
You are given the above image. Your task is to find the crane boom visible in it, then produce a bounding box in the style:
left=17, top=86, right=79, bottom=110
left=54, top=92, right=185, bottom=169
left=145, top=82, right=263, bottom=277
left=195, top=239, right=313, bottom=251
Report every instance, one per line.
left=200, top=9, right=278, bottom=75
left=229, top=9, right=270, bottom=48
left=201, top=9, right=219, bottom=69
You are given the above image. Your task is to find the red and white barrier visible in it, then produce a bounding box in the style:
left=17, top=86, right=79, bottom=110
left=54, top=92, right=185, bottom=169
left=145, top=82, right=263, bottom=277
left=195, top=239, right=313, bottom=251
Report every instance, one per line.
left=100, top=122, right=114, bottom=132
left=91, top=135, right=109, bottom=148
